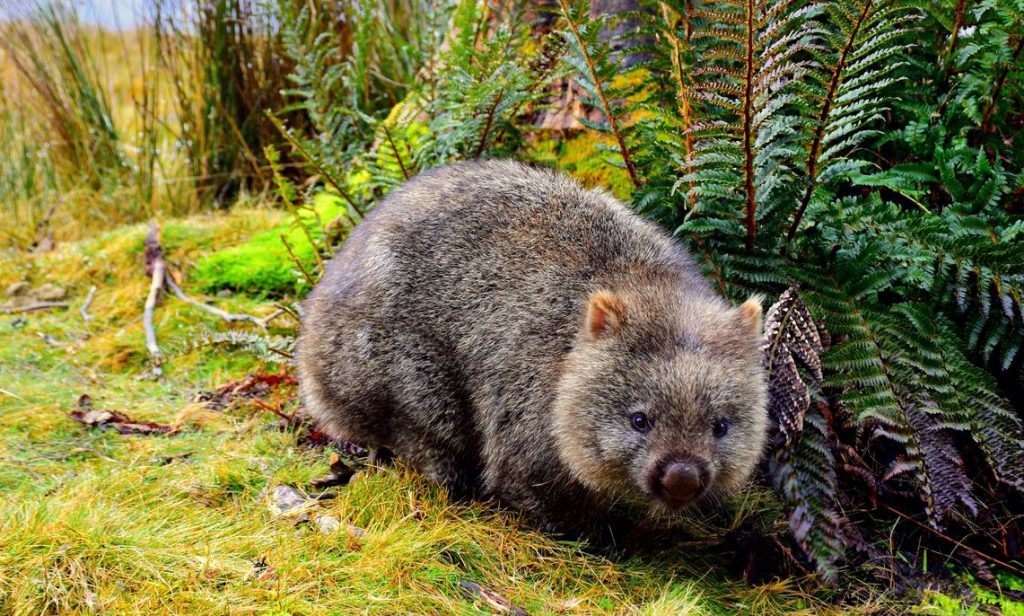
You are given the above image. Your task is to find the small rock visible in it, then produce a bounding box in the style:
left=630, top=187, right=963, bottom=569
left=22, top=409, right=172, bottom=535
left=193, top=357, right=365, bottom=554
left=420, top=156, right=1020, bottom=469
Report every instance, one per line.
left=216, top=289, right=233, bottom=298
left=4, top=282, right=29, bottom=297
left=315, top=515, right=342, bottom=534
left=269, top=484, right=309, bottom=515
left=32, top=283, right=67, bottom=301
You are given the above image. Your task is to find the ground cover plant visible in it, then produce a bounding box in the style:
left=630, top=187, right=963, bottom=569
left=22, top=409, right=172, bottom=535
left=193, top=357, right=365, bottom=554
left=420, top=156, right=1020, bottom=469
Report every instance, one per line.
left=1, top=0, right=1023, bottom=613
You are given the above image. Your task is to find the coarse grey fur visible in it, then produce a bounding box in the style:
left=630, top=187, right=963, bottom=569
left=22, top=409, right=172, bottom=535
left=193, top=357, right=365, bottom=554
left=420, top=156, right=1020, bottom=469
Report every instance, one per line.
left=297, top=160, right=768, bottom=536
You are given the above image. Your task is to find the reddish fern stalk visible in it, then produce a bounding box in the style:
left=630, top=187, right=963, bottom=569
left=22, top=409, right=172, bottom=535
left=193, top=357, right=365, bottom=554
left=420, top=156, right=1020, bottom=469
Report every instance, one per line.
left=787, top=0, right=877, bottom=242
left=742, top=0, right=757, bottom=248
left=980, top=23, right=1024, bottom=133
left=660, top=2, right=698, bottom=207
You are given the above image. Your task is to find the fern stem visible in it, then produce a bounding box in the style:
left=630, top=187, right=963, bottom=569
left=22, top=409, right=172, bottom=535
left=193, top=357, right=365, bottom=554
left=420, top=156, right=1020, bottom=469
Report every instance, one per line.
left=980, top=22, right=1024, bottom=133
left=557, top=0, right=641, bottom=190
left=940, top=0, right=969, bottom=81
left=787, top=0, right=876, bottom=242
left=742, top=0, right=757, bottom=249
left=280, top=234, right=318, bottom=288
left=660, top=2, right=697, bottom=207
left=382, top=124, right=410, bottom=180
left=473, top=90, right=505, bottom=158
left=266, top=112, right=363, bottom=219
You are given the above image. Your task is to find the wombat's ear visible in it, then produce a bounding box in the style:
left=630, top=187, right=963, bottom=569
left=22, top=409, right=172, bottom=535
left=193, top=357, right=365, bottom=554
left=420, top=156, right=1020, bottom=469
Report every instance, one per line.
left=737, top=295, right=764, bottom=337
left=586, top=291, right=627, bottom=339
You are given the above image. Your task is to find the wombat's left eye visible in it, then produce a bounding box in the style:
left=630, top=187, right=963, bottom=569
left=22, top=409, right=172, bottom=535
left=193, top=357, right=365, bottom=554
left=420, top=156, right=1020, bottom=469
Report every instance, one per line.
left=712, top=418, right=730, bottom=438
left=630, top=412, right=652, bottom=433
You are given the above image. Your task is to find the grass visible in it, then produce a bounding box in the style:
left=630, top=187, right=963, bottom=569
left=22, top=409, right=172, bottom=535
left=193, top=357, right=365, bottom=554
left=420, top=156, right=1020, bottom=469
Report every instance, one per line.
left=0, top=206, right=833, bottom=615
left=3, top=206, right=1022, bottom=615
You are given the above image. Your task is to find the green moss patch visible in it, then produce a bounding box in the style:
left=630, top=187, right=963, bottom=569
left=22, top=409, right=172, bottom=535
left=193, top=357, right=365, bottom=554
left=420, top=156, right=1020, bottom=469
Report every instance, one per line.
left=191, top=192, right=345, bottom=298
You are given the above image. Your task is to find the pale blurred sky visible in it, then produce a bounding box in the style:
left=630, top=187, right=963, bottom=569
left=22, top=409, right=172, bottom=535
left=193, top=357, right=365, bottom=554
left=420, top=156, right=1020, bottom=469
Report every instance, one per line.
left=1, top=0, right=149, bottom=28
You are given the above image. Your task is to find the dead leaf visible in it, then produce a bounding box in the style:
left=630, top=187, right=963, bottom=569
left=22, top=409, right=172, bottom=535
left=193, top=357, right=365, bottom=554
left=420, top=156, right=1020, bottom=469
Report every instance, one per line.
left=194, top=370, right=298, bottom=411
left=268, top=484, right=310, bottom=516
left=311, top=453, right=356, bottom=489
left=69, top=409, right=176, bottom=436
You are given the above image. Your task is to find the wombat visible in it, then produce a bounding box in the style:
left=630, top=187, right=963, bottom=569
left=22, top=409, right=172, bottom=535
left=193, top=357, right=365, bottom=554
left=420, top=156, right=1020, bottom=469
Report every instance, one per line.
left=297, top=160, right=768, bottom=536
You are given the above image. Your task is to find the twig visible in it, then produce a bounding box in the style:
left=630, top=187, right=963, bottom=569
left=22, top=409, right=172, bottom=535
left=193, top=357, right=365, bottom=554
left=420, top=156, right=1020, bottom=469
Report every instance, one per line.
left=280, top=235, right=318, bottom=288
left=0, top=302, right=69, bottom=314
left=880, top=503, right=1024, bottom=579
left=80, top=285, right=97, bottom=323
left=459, top=580, right=528, bottom=616
left=143, top=222, right=165, bottom=360
left=253, top=399, right=298, bottom=423
left=164, top=274, right=267, bottom=329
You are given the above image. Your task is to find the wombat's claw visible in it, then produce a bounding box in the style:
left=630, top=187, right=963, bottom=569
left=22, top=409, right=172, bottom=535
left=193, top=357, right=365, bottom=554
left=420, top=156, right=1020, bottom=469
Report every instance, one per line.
left=367, top=447, right=395, bottom=470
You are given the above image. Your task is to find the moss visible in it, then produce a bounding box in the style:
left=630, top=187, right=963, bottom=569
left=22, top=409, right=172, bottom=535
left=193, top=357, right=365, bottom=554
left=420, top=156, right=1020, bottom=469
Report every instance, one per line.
left=527, top=130, right=635, bottom=201
left=191, top=192, right=345, bottom=298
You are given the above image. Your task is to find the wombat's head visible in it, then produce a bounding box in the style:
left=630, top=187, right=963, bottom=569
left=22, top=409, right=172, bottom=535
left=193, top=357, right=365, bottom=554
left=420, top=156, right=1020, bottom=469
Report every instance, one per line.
left=552, top=287, right=768, bottom=517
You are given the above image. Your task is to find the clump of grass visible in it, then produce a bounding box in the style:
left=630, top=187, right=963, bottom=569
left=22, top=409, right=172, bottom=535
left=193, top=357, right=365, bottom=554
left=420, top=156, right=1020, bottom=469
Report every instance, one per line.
left=0, top=2, right=126, bottom=188
left=0, top=1, right=181, bottom=248
left=152, top=0, right=297, bottom=205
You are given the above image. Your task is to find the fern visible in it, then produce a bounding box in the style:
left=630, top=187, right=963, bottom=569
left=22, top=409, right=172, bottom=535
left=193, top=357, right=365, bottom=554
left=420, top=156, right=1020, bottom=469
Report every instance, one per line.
left=280, top=0, right=1024, bottom=584
left=556, top=0, right=644, bottom=189
left=412, top=1, right=557, bottom=168
left=679, top=0, right=816, bottom=248
left=786, top=0, right=918, bottom=240
left=762, top=288, right=845, bottom=580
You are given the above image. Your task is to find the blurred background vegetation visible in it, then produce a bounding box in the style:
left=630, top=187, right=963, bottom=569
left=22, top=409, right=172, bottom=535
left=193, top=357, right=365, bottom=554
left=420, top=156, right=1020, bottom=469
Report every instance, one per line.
left=1, top=0, right=1023, bottom=611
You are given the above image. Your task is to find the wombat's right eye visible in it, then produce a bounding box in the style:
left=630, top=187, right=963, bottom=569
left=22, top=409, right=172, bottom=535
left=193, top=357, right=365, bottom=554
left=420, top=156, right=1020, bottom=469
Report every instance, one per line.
left=630, top=412, right=652, bottom=433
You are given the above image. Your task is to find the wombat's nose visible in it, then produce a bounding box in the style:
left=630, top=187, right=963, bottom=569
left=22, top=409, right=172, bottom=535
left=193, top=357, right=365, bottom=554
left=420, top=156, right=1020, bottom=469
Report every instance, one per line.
left=659, top=461, right=706, bottom=505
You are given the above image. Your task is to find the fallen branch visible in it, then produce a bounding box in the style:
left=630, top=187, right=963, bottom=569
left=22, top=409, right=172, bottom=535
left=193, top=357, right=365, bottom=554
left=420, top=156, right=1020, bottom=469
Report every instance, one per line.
left=164, top=274, right=267, bottom=329
left=0, top=301, right=69, bottom=314
left=459, top=580, right=528, bottom=616
left=143, top=222, right=165, bottom=360
left=80, top=285, right=97, bottom=323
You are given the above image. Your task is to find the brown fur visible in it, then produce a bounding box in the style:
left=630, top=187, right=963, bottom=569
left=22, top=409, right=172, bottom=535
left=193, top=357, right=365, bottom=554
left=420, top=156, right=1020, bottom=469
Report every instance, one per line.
left=297, top=160, right=768, bottom=536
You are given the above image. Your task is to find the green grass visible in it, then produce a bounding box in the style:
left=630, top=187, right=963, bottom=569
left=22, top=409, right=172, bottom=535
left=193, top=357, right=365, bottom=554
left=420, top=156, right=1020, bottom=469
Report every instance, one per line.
left=0, top=207, right=1019, bottom=615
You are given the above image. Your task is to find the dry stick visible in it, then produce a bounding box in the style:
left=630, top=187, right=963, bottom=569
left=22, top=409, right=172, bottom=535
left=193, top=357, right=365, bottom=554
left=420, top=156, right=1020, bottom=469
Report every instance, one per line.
left=164, top=274, right=267, bottom=329
left=880, top=503, right=1024, bottom=579
left=143, top=222, right=165, bottom=360
left=144, top=258, right=165, bottom=359
left=80, top=285, right=97, bottom=323
left=0, top=302, right=69, bottom=314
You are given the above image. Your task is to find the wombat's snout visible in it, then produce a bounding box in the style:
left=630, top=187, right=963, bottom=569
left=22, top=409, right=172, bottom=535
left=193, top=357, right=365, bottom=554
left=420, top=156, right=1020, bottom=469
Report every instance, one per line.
left=652, top=456, right=709, bottom=507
